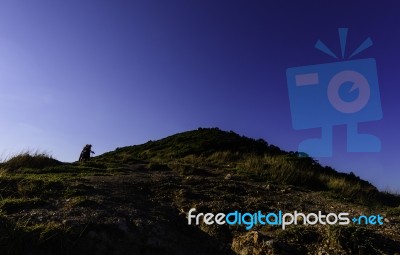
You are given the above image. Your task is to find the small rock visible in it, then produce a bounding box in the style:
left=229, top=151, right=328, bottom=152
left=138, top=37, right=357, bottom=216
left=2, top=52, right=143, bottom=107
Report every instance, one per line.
left=252, top=231, right=259, bottom=243
left=265, top=239, right=274, bottom=247
left=224, top=174, right=232, bottom=180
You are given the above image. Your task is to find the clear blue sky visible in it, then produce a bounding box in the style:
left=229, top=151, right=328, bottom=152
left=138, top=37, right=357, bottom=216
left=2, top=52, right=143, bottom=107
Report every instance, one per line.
left=0, top=1, right=399, bottom=191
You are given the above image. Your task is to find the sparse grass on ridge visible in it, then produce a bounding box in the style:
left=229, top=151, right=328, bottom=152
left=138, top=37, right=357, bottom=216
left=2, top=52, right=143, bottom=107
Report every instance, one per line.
left=145, top=148, right=391, bottom=206
left=96, top=128, right=400, bottom=207
left=0, top=150, right=62, bottom=172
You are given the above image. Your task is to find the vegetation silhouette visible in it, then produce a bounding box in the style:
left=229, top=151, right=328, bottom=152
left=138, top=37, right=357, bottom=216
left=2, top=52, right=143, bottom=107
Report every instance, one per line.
left=0, top=128, right=398, bottom=254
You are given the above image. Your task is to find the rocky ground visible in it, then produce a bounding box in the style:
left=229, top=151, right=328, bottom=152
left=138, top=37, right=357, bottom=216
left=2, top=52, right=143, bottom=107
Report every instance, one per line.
left=0, top=161, right=398, bottom=255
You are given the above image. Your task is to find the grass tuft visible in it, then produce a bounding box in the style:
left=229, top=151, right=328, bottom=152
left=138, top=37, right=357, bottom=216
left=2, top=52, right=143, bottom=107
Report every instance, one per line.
left=1, top=150, right=62, bottom=172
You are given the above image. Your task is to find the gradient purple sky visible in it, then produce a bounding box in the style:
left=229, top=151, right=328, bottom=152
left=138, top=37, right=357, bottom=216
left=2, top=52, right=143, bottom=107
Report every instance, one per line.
left=0, top=1, right=399, bottom=191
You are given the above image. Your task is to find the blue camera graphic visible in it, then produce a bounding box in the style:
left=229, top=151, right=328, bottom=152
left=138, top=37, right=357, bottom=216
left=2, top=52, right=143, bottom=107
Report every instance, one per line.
left=286, top=28, right=382, bottom=157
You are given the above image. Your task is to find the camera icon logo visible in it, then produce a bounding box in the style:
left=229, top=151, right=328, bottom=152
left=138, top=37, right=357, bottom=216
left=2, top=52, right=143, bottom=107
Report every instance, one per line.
left=328, top=69, right=370, bottom=114
left=286, top=28, right=382, bottom=157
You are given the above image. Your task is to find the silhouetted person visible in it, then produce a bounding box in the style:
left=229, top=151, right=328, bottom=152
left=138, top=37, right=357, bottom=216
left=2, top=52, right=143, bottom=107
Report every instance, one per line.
left=79, top=144, right=95, bottom=162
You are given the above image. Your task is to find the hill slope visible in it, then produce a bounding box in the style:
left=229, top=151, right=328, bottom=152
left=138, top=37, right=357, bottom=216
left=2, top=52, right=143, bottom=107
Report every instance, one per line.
left=0, top=128, right=399, bottom=254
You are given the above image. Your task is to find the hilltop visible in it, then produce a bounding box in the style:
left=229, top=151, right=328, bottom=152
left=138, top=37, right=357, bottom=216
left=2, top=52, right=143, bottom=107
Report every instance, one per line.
left=0, top=128, right=399, bottom=254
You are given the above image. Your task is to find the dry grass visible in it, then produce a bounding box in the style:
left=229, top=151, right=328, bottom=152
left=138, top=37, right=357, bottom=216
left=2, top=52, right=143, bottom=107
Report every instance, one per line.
left=0, top=150, right=62, bottom=172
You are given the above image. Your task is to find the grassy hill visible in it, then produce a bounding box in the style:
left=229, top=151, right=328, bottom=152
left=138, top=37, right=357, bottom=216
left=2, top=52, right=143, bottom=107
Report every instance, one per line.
left=0, top=128, right=399, bottom=254
left=97, top=127, right=397, bottom=206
